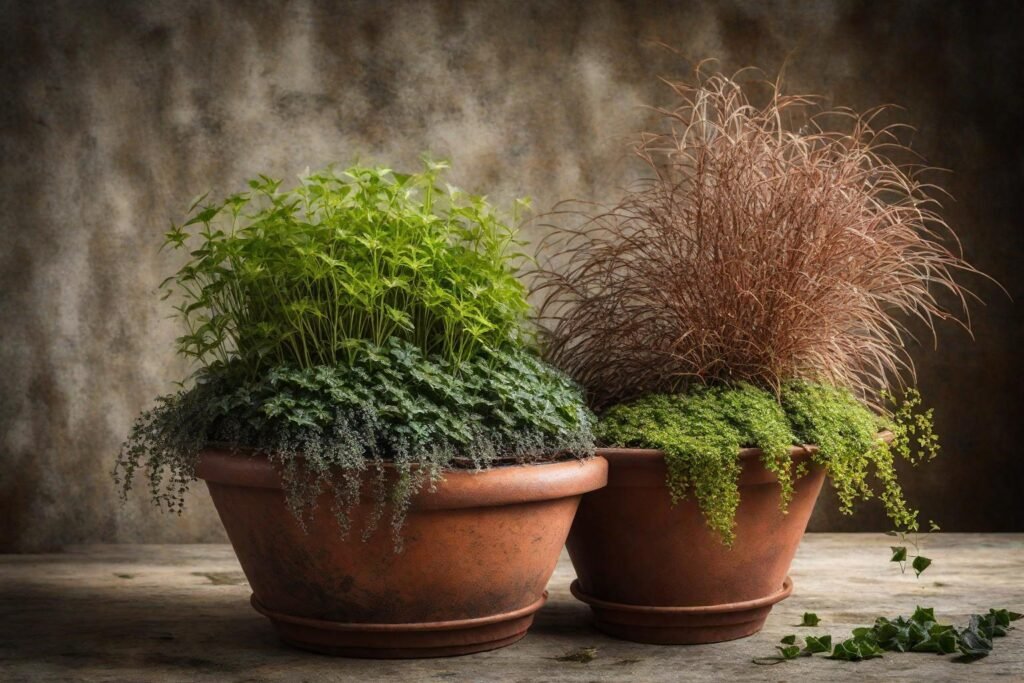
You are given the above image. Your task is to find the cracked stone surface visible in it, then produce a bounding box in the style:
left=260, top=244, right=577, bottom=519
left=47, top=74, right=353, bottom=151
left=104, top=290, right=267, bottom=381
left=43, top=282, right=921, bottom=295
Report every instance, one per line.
left=1, top=534, right=1022, bottom=681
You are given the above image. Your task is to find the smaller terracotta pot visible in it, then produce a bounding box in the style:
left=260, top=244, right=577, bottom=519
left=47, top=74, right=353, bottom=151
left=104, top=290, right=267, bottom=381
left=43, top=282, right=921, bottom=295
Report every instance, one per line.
left=197, top=451, right=608, bottom=658
left=566, top=445, right=824, bottom=644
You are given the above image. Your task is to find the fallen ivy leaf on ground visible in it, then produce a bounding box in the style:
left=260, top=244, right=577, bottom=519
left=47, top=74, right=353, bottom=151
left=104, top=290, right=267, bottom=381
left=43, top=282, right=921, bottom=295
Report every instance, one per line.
left=754, top=607, right=1022, bottom=665
left=799, top=612, right=821, bottom=627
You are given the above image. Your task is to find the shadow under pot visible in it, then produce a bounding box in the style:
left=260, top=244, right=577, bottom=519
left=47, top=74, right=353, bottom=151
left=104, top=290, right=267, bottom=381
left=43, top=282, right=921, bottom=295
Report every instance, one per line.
left=196, top=450, right=608, bottom=658
left=566, top=445, right=825, bottom=644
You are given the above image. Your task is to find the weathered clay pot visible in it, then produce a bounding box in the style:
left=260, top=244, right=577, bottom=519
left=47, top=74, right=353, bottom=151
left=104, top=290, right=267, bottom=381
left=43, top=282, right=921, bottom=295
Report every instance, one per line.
left=197, top=450, right=608, bottom=658
left=566, top=445, right=824, bottom=644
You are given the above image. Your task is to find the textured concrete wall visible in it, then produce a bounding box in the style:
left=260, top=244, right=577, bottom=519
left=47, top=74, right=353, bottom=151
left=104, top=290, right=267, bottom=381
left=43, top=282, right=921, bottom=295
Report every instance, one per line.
left=2, top=0, right=1021, bottom=550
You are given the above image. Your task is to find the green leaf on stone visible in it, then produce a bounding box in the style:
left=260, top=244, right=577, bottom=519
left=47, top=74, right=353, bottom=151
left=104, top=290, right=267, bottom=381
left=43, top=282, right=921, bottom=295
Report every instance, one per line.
left=804, top=635, right=832, bottom=654
left=777, top=645, right=802, bottom=659
left=799, top=612, right=821, bottom=627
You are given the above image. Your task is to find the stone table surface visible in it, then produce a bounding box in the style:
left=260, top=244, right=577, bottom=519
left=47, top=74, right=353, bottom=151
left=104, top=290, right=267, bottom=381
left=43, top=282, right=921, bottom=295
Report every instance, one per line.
left=1, top=534, right=1022, bottom=682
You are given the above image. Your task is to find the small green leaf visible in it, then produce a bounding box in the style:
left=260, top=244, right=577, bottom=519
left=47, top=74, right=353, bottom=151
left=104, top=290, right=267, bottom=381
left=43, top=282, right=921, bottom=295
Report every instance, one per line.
left=799, top=612, right=821, bottom=627
left=776, top=645, right=802, bottom=659
left=780, top=634, right=797, bottom=645
left=912, top=606, right=936, bottom=624
left=890, top=546, right=908, bottom=563
left=804, top=634, right=832, bottom=654
left=912, top=556, right=932, bottom=576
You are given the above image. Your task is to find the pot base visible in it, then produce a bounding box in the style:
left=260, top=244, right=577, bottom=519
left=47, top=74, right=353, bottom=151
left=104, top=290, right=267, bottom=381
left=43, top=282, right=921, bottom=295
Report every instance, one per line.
left=570, top=578, right=793, bottom=645
left=251, top=592, right=547, bottom=658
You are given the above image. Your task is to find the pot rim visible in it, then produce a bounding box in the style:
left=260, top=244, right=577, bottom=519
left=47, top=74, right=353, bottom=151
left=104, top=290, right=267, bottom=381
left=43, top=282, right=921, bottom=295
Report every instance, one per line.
left=596, top=430, right=894, bottom=462
left=195, top=449, right=608, bottom=510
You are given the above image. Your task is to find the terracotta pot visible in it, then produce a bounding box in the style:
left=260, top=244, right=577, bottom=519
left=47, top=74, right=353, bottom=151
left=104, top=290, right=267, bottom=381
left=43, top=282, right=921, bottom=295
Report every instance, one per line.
left=566, top=445, right=824, bottom=644
left=196, top=450, right=608, bottom=658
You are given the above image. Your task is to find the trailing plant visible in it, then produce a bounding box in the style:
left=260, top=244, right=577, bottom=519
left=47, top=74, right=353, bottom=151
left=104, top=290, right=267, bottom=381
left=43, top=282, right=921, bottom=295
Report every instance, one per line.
left=117, top=161, right=594, bottom=546
left=756, top=606, right=1022, bottom=664
left=597, top=383, right=937, bottom=543
left=888, top=519, right=940, bottom=577
left=532, top=69, right=986, bottom=410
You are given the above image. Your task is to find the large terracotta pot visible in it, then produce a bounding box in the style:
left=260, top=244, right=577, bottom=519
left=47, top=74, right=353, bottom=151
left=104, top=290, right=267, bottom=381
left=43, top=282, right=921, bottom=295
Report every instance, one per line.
left=566, top=445, right=824, bottom=644
left=197, top=450, right=608, bottom=658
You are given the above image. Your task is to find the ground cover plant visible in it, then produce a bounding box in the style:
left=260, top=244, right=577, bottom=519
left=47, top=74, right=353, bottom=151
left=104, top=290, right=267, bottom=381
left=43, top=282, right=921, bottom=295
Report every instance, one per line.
left=756, top=606, right=1022, bottom=664
left=117, top=161, right=594, bottom=545
left=532, top=66, right=987, bottom=539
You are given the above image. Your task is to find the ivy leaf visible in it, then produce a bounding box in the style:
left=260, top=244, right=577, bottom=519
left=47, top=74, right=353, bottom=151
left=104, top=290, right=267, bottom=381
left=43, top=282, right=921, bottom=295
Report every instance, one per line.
left=762, top=605, right=1023, bottom=665
left=799, top=612, right=821, bottom=627
left=804, top=635, right=832, bottom=654
left=776, top=645, right=802, bottom=659
left=958, top=619, right=994, bottom=658
left=890, top=546, right=908, bottom=563
left=912, top=556, right=933, bottom=576
left=911, top=606, right=936, bottom=627
left=829, top=637, right=884, bottom=661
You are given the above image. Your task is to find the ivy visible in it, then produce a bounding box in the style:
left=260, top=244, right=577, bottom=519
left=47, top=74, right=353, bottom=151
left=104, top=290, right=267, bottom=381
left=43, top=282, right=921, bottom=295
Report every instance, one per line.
left=755, top=607, right=1022, bottom=665
left=799, top=612, right=821, bottom=627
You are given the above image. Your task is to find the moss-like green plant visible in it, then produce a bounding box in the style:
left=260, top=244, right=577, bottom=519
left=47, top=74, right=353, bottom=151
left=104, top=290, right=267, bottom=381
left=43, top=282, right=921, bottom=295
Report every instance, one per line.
left=117, top=161, right=594, bottom=547
left=118, top=338, right=593, bottom=546
left=597, top=384, right=794, bottom=541
left=598, top=382, right=936, bottom=543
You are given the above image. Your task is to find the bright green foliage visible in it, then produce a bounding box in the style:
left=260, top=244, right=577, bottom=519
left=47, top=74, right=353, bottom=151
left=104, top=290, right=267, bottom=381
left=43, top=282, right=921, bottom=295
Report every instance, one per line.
left=597, top=384, right=793, bottom=543
left=116, top=339, right=594, bottom=546
left=597, top=382, right=939, bottom=543
left=163, top=160, right=532, bottom=379
left=753, top=634, right=832, bottom=664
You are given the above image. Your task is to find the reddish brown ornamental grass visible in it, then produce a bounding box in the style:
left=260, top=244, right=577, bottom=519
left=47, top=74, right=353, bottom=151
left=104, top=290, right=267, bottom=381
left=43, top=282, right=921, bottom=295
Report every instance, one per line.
left=532, top=69, right=986, bottom=411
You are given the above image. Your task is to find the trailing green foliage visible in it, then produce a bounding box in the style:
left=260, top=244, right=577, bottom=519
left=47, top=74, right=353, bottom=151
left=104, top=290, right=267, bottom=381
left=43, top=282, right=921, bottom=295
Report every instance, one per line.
left=799, top=612, right=821, bottom=627
left=597, top=382, right=938, bottom=543
left=888, top=520, right=940, bottom=577
left=596, top=384, right=793, bottom=543
left=757, top=606, right=1022, bottom=664
left=116, top=339, right=594, bottom=546
left=163, top=160, right=532, bottom=380
left=118, top=160, right=595, bottom=547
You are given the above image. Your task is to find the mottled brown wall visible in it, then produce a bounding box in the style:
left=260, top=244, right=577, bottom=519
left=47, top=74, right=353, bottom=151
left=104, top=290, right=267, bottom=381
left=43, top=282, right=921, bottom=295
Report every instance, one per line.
left=2, top=0, right=1021, bottom=550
